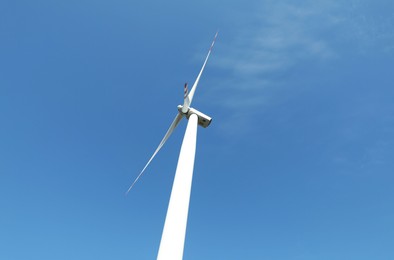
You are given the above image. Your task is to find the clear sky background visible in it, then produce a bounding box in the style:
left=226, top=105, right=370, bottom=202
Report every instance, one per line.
left=1, top=0, right=394, bottom=259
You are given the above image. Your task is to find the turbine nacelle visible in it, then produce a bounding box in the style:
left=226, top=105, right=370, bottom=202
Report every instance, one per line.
left=177, top=105, right=212, bottom=128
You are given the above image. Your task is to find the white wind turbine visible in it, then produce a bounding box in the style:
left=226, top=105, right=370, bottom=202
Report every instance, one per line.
left=126, top=32, right=218, bottom=260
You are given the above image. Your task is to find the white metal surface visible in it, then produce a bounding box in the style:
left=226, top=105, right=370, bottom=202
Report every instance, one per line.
left=126, top=113, right=183, bottom=194
left=126, top=32, right=217, bottom=193
left=157, top=114, right=199, bottom=260
left=177, top=105, right=212, bottom=128
left=183, top=32, right=218, bottom=113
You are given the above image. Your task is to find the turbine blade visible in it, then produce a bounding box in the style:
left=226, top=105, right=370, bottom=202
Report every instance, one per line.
left=186, top=31, right=218, bottom=107
left=126, top=113, right=184, bottom=194
left=182, top=83, right=189, bottom=113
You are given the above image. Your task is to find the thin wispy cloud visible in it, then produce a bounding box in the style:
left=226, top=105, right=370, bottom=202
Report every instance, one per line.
left=208, top=0, right=394, bottom=136
left=216, top=1, right=339, bottom=77
left=208, top=1, right=339, bottom=135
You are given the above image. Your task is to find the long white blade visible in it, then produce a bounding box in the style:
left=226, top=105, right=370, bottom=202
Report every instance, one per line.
left=126, top=113, right=183, bottom=194
left=185, top=32, right=218, bottom=109
left=157, top=113, right=198, bottom=260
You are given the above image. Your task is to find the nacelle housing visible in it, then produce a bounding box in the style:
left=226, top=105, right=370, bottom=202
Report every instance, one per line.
left=177, top=105, right=212, bottom=128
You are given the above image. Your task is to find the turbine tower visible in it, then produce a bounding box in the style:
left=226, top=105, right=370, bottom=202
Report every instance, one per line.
left=126, top=32, right=218, bottom=260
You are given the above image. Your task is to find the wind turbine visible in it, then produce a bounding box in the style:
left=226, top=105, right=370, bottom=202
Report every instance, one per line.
left=126, top=32, right=218, bottom=260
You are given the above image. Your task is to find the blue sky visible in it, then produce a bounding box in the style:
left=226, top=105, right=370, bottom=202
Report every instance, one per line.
left=1, top=0, right=394, bottom=259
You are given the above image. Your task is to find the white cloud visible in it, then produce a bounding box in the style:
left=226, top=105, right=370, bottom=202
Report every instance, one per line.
left=208, top=1, right=339, bottom=135
left=219, top=1, right=340, bottom=74
left=207, top=0, right=394, bottom=136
